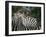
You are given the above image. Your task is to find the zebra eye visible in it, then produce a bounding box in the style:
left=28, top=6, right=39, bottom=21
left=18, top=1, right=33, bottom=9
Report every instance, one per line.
left=26, top=7, right=28, bottom=8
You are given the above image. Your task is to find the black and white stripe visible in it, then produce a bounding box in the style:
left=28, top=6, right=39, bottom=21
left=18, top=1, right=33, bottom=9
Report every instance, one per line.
left=12, top=12, right=38, bottom=31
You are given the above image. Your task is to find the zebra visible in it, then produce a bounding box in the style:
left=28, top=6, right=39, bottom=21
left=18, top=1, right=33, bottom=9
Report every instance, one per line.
left=12, top=7, right=41, bottom=31
left=12, top=12, right=38, bottom=31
